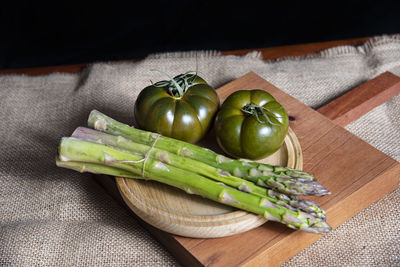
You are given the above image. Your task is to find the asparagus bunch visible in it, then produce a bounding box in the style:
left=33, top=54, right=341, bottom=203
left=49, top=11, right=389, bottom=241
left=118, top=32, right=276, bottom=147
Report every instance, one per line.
left=56, top=110, right=331, bottom=234
left=72, top=126, right=327, bottom=220
left=88, top=110, right=330, bottom=196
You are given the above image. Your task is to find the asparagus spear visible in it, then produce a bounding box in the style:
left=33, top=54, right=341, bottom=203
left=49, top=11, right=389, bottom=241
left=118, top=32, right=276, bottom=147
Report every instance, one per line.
left=245, top=173, right=330, bottom=196
left=87, top=110, right=329, bottom=196
left=266, top=189, right=326, bottom=220
left=72, top=127, right=269, bottom=197
left=72, top=126, right=327, bottom=219
left=56, top=159, right=140, bottom=178
left=57, top=137, right=331, bottom=233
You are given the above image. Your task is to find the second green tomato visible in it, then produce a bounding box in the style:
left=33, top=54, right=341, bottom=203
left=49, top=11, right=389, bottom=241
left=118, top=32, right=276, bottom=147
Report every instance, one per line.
left=214, top=89, right=289, bottom=159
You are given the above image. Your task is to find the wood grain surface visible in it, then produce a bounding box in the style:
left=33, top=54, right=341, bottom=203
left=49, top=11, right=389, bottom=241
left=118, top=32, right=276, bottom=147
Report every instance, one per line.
left=116, top=128, right=302, bottom=238
left=317, top=71, right=400, bottom=126
left=122, top=72, right=399, bottom=267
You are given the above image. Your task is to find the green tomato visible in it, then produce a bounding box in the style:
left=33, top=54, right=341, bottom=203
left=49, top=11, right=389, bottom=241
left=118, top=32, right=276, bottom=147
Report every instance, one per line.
left=134, top=72, right=220, bottom=143
left=214, top=89, right=289, bottom=159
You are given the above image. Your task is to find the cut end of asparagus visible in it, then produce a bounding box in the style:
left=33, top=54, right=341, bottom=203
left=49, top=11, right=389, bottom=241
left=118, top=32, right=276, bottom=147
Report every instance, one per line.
left=88, top=110, right=104, bottom=129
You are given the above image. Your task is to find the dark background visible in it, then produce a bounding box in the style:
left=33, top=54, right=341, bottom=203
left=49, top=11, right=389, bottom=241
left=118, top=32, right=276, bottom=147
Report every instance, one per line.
left=1, top=1, right=399, bottom=70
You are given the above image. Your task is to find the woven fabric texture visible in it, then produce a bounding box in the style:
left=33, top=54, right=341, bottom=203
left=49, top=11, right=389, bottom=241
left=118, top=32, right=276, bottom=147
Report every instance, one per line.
left=0, top=35, right=399, bottom=266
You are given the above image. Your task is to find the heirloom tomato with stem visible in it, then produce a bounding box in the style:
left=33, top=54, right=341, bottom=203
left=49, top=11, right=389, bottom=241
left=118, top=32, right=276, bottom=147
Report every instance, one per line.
left=134, top=71, right=219, bottom=143
left=214, top=89, right=289, bottom=159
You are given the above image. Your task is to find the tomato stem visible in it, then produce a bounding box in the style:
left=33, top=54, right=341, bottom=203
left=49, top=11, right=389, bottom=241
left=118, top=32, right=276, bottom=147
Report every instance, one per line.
left=241, top=102, right=283, bottom=125
left=151, top=70, right=198, bottom=97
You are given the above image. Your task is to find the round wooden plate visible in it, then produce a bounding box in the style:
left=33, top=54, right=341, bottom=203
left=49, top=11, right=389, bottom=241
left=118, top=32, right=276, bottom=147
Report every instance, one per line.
left=116, top=128, right=302, bottom=238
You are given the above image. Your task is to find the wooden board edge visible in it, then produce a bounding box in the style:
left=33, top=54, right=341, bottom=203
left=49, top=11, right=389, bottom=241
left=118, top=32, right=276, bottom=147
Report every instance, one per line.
left=317, top=71, right=400, bottom=127
left=240, top=161, right=400, bottom=267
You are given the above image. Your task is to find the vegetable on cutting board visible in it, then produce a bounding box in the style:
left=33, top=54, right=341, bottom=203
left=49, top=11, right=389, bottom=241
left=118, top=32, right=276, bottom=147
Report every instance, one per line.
left=56, top=110, right=331, bottom=234
left=134, top=71, right=220, bottom=143
left=214, top=89, right=289, bottom=159
left=89, top=110, right=329, bottom=196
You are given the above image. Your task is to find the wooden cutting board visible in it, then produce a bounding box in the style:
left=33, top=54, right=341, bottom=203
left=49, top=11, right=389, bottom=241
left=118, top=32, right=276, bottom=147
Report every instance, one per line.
left=106, top=72, right=400, bottom=266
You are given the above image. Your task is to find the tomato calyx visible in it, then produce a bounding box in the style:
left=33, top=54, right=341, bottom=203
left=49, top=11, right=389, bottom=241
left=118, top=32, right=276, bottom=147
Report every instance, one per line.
left=241, top=102, right=283, bottom=125
left=152, top=70, right=198, bottom=98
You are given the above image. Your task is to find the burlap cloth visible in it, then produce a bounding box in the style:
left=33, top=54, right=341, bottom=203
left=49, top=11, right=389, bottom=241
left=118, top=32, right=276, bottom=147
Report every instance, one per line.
left=1, top=35, right=399, bottom=266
